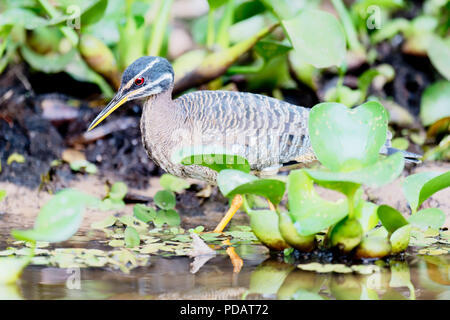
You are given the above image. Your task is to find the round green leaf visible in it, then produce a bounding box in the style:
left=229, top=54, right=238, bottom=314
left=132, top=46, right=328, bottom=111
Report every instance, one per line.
left=308, top=101, right=389, bottom=171
left=408, top=208, right=445, bottom=231
left=164, top=209, right=181, bottom=227
left=282, top=9, right=346, bottom=68
left=133, top=204, right=156, bottom=223
left=217, top=170, right=285, bottom=204
left=420, top=81, right=450, bottom=126
left=427, top=36, right=450, bottom=81
left=154, top=190, right=176, bottom=210
left=109, top=182, right=128, bottom=200
left=377, top=205, right=409, bottom=234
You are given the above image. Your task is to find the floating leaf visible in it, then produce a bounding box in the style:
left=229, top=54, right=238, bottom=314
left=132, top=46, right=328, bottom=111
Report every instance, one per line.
left=402, top=171, right=450, bottom=212
left=124, top=227, right=140, bottom=248
left=248, top=210, right=290, bottom=251
left=408, top=208, right=446, bottom=231
left=420, top=81, right=450, bottom=126
left=108, top=182, right=128, bottom=201
left=90, top=215, right=117, bottom=229
left=377, top=205, right=409, bottom=234
left=308, top=101, right=389, bottom=171
left=154, top=190, right=176, bottom=210
left=283, top=9, right=346, bottom=68
left=328, top=218, right=363, bottom=253
left=217, top=169, right=285, bottom=204
left=133, top=204, right=156, bottom=223
left=390, top=224, right=411, bottom=254
left=288, top=170, right=348, bottom=236
left=355, top=236, right=392, bottom=259
left=159, top=174, right=191, bottom=192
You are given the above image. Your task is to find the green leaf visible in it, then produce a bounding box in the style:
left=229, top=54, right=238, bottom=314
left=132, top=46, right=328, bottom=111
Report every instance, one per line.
left=21, top=46, right=76, bottom=73
left=427, top=36, right=450, bottom=81
left=159, top=174, right=190, bottom=192
left=70, top=160, right=97, bottom=174
left=308, top=101, right=389, bottom=171
left=0, top=190, right=5, bottom=202
left=377, top=205, right=409, bottom=234
left=254, top=40, right=292, bottom=62
left=133, top=204, right=156, bottom=223
left=172, top=146, right=251, bottom=173
left=306, top=152, right=405, bottom=188
left=355, top=201, right=379, bottom=233
left=154, top=190, right=176, bottom=210
left=328, top=217, right=363, bottom=253
left=248, top=210, right=290, bottom=250
left=402, top=171, right=450, bottom=212
left=0, top=8, right=59, bottom=29
left=420, top=81, right=450, bottom=126
left=80, top=0, right=108, bottom=27
left=124, top=226, right=140, bottom=248
left=408, top=208, right=446, bottom=231
left=283, top=9, right=346, bottom=68
left=109, top=182, right=128, bottom=201
left=207, top=0, right=230, bottom=10
left=154, top=209, right=180, bottom=227
left=288, top=170, right=348, bottom=236
left=217, top=170, right=285, bottom=204
left=12, top=189, right=99, bottom=243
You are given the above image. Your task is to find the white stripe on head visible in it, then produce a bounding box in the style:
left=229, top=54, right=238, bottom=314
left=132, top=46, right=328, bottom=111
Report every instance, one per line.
left=127, top=72, right=174, bottom=99
left=122, top=58, right=161, bottom=91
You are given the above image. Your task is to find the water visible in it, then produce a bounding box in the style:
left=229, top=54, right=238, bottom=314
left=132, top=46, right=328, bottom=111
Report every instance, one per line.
left=3, top=243, right=449, bottom=300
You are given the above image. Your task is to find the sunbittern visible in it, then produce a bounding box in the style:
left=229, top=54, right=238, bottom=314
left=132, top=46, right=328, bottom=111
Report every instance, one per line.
left=88, top=56, right=419, bottom=271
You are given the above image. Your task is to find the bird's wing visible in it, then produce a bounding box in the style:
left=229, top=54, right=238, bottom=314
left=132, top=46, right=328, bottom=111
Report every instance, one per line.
left=175, top=90, right=315, bottom=170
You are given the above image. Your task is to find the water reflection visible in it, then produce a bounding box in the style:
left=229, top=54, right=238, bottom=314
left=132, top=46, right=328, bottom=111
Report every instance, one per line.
left=0, top=245, right=448, bottom=300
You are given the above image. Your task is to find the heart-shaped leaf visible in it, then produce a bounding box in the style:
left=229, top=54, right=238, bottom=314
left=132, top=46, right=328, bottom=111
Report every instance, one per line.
left=408, top=208, right=445, bottom=231
left=154, top=190, right=176, bottom=210
left=377, top=205, right=409, bottom=234
left=306, top=152, right=404, bottom=188
left=12, top=189, right=99, bottom=243
left=124, top=226, right=140, bottom=248
left=420, top=81, right=450, bottom=126
left=308, top=101, right=389, bottom=171
left=217, top=170, right=286, bottom=205
left=283, top=9, right=346, bottom=68
left=288, top=170, right=348, bottom=236
left=402, top=171, right=450, bottom=212
left=133, top=204, right=157, bottom=223
left=172, top=146, right=251, bottom=173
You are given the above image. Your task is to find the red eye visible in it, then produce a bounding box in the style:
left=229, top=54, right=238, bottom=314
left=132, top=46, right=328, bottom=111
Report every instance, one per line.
left=134, top=77, right=144, bottom=86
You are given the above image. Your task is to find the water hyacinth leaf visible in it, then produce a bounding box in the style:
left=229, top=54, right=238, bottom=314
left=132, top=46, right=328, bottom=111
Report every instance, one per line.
left=390, top=224, right=411, bottom=254
left=377, top=205, right=409, bottom=234
left=159, top=174, right=191, bottom=192
left=80, top=0, right=108, bottom=27
left=173, top=146, right=251, bottom=173
left=12, top=189, right=99, bottom=243
left=254, top=40, right=292, bottom=62
left=288, top=170, right=348, bottom=236
left=108, top=182, right=128, bottom=200
left=124, top=226, right=140, bottom=248
left=218, top=170, right=285, bottom=204
left=154, top=190, right=176, bottom=210
left=420, top=81, right=450, bottom=126
left=402, top=171, right=450, bottom=212
left=355, top=201, right=379, bottom=233
left=283, top=9, right=346, bottom=69
left=408, top=208, right=445, bottom=231
left=20, top=46, right=77, bottom=74
left=133, top=204, right=156, bottom=223
left=328, top=218, right=363, bottom=253
left=427, top=36, right=450, bottom=81
left=306, top=152, right=404, bottom=188
left=308, top=101, right=389, bottom=171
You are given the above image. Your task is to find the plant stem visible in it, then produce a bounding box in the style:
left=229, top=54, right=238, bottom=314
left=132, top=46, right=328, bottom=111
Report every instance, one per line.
left=207, top=9, right=215, bottom=48
left=330, top=0, right=364, bottom=53
left=347, top=188, right=357, bottom=220
left=241, top=195, right=251, bottom=214
left=216, top=0, right=235, bottom=49
left=148, top=0, right=174, bottom=56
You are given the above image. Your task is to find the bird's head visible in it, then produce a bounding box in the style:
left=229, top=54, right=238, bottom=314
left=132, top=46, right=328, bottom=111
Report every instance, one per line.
left=88, top=56, right=174, bottom=131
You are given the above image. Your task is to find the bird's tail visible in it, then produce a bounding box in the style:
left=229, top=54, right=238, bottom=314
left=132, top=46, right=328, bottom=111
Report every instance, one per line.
left=380, top=131, right=422, bottom=164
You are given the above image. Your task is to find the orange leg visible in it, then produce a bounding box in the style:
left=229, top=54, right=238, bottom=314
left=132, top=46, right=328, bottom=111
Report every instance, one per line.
left=213, top=195, right=244, bottom=273
left=214, top=194, right=243, bottom=232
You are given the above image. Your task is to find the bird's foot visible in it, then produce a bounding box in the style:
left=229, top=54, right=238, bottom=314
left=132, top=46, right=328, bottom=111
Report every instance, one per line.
left=223, top=239, right=243, bottom=273
left=213, top=194, right=243, bottom=233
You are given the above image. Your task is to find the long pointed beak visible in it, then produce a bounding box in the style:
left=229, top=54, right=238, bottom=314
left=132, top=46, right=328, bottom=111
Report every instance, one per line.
left=87, top=93, right=129, bottom=131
